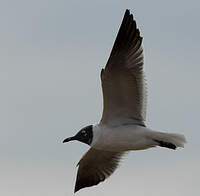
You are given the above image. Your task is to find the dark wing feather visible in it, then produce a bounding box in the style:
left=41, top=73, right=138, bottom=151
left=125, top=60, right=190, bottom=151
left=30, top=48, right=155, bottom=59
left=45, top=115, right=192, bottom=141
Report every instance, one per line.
left=101, top=9, right=147, bottom=125
left=75, top=148, right=125, bottom=192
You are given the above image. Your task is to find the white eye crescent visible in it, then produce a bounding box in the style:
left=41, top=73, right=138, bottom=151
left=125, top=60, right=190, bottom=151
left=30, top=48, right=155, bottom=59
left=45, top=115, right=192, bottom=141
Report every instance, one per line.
left=81, top=130, right=87, bottom=136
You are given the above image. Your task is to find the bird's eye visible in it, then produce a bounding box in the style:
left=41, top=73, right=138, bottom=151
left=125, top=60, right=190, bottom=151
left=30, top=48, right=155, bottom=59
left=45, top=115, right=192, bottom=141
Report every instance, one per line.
left=81, top=130, right=87, bottom=136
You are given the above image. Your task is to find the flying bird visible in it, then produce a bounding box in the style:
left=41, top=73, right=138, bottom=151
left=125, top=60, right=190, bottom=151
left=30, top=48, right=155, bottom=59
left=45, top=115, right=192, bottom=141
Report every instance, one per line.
left=63, top=9, right=186, bottom=193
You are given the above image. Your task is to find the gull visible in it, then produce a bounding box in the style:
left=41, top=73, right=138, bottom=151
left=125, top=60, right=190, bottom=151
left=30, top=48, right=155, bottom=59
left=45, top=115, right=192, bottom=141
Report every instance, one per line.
left=63, top=9, right=186, bottom=193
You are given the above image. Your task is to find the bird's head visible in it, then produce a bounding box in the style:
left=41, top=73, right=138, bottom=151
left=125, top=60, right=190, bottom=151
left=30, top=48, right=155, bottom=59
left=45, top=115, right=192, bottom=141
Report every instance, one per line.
left=63, top=125, right=93, bottom=145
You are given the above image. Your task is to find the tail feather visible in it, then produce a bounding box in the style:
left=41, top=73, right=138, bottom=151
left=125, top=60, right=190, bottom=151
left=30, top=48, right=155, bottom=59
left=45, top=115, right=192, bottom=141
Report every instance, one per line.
left=152, top=132, right=186, bottom=150
left=154, top=140, right=177, bottom=150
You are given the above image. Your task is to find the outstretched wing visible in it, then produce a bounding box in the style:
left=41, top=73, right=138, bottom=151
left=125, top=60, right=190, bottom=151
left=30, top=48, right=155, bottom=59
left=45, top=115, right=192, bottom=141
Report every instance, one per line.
left=75, top=148, right=125, bottom=192
left=101, top=9, right=147, bottom=125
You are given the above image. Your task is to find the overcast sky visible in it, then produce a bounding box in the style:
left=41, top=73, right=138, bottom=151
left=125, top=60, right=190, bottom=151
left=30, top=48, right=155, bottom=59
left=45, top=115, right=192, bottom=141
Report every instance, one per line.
left=1, top=0, right=200, bottom=195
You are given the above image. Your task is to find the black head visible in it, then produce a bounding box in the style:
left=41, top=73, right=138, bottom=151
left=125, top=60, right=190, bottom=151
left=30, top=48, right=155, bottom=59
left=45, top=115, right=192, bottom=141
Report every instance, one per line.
left=63, top=125, right=93, bottom=145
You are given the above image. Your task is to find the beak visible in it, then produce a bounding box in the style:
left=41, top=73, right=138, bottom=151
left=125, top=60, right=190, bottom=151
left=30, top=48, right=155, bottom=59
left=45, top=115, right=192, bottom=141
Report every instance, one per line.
left=63, top=136, right=76, bottom=143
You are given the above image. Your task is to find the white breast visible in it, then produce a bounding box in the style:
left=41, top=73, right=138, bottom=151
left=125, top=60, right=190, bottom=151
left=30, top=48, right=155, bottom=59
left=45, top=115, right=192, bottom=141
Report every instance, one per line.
left=91, top=124, right=156, bottom=152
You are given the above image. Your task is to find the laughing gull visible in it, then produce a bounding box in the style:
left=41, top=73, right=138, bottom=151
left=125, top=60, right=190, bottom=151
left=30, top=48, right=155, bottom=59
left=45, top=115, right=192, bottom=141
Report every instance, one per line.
left=63, top=9, right=186, bottom=193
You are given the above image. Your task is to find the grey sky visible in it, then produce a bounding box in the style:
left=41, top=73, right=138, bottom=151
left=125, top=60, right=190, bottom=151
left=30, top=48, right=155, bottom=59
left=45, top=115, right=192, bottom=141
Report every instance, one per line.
left=1, top=0, right=200, bottom=195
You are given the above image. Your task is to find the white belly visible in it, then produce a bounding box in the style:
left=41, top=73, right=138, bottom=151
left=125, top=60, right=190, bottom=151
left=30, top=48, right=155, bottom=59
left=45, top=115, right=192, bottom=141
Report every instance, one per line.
left=91, top=124, right=156, bottom=152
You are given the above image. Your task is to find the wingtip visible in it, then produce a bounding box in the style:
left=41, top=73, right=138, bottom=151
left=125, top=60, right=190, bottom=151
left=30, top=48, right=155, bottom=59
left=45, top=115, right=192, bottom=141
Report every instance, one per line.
left=74, top=179, right=83, bottom=193
left=124, top=9, right=137, bottom=21
left=74, top=183, right=84, bottom=193
left=74, top=185, right=79, bottom=193
left=74, top=188, right=79, bottom=193
left=125, top=9, right=130, bottom=14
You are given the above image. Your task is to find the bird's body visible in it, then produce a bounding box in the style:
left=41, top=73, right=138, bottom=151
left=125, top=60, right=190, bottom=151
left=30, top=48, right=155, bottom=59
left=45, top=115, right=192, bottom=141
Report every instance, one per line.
left=92, top=124, right=185, bottom=152
left=92, top=124, right=156, bottom=151
left=63, top=9, right=186, bottom=193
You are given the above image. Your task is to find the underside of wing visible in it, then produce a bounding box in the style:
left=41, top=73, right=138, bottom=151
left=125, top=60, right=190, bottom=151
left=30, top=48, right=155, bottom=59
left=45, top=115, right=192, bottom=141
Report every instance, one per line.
left=101, top=9, right=147, bottom=125
left=75, top=148, right=125, bottom=192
